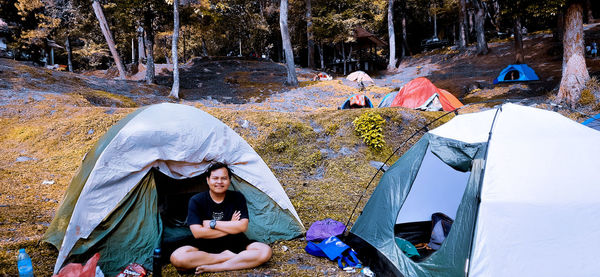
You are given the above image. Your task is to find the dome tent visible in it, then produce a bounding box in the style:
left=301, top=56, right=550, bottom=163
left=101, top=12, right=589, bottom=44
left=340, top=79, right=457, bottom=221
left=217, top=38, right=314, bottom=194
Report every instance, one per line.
left=347, top=104, right=600, bottom=276
left=493, top=64, right=539, bottom=84
left=43, top=103, right=304, bottom=275
left=383, top=77, right=463, bottom=111
left=339, top=94, right=374, bottom=109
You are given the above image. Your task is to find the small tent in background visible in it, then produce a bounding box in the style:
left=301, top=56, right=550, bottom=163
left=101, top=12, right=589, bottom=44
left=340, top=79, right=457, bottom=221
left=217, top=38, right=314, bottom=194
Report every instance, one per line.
left=493, top=64, right=539, bottom=84
left=339, top=94, right=374, bottom=109
left=43, top=103, right=305, bottom=276
left=378, top=91, right=399, bottom=108
left=582, top=113, right=600, bottom=131
left=383, top=77, right=463, bottom=111
left=313, top=71, right=333, bottom=81
left=346, top=71, right=375, bottom=85
left=346, top=104, right=600, bottom=277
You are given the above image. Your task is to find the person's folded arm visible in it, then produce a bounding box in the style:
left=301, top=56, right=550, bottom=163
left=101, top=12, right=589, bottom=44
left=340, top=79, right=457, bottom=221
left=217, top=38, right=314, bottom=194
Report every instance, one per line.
left=203, top=219, right=248, bottom=235
left=189, top=224, right=229, bottom=239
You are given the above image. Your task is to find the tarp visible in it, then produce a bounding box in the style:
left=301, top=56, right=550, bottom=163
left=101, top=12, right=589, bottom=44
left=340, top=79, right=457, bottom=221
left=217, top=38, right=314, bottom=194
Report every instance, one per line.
left=493, top=64, right=539, bottom=84
left=582, top=113, right=600, bottom=131
left=388, top=77, right=463, bottom=111
left=44, top=103, right=305, bottom=275
left=348, top=104, right=600, bottom=277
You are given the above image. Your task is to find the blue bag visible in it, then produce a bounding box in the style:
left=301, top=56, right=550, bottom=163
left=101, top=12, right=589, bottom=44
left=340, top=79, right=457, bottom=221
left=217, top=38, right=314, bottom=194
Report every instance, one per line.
left=304, top=241, right=327, bottom=257
left=315, top=236, right=362, bottom=269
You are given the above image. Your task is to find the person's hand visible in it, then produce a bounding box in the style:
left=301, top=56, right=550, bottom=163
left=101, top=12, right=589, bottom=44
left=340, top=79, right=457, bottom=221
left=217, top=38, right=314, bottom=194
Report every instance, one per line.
left=231, top=210, right=241, bottom=221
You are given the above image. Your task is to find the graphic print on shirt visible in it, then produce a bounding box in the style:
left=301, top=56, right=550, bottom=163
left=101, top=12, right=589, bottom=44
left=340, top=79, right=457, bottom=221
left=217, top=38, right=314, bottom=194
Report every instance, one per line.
left=212, top=211, right=224, bottom=221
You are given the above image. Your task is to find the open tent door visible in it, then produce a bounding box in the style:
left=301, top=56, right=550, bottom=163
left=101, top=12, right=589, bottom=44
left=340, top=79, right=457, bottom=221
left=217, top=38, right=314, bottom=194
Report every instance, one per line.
left=395, top=146, right=470, bottom=259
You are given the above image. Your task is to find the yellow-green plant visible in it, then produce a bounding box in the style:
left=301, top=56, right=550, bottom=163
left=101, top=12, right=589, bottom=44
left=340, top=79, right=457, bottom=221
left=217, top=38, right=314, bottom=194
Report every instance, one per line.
left=353, top=111, right=386, bottom=150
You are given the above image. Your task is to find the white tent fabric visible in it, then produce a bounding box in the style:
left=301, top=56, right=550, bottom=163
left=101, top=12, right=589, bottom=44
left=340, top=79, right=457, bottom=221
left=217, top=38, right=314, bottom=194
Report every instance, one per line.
left=432, top=104, right=600, bottom=276
left=54, top=103, right=303, bottom=271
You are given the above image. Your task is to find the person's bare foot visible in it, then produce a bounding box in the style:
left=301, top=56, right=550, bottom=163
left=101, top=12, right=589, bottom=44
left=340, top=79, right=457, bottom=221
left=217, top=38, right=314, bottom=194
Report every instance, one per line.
left=219, top=250, right=236, bottom=261
left=195, top=264, right=219, bottom=274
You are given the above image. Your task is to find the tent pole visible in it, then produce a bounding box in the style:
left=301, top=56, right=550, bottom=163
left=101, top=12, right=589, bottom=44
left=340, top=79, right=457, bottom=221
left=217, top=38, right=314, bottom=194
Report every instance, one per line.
left=465, top=106, right=501, bottom=277
left=342, top=108, right=462, bottom=236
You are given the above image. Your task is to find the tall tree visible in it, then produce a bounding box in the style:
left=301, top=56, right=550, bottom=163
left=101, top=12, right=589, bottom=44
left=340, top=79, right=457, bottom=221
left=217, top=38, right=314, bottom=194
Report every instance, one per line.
left=169, top=0, right=180, bottom=99
left=306, top=0, right=315, bottom=68
left=472, top=0, right=488, bottom=55
left=280, top=0, right=298, bottom=86
left=557, top=0, right=589, bottom=107
left=144, top=5, right=156, bottom=84
left=387, top=0, right=397, bottom=70
left=513, top=14, right=524, bottom=64
left=457, top=0, right=467, bottom=49
left=92, top=0, right=127, bottom=79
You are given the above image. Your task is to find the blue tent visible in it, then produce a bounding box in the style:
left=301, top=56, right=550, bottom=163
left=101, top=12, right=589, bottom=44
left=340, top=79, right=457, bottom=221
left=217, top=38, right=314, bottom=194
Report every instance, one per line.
left=582, top=113, right=600, bottom=131
left=493, top=64, right=539, bottom=84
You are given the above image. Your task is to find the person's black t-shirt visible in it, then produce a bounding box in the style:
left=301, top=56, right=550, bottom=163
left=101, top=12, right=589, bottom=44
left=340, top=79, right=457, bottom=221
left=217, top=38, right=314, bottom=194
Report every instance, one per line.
left=186, top=190, right=249, bottom=224
left=185, top=190, right=252, bottom=253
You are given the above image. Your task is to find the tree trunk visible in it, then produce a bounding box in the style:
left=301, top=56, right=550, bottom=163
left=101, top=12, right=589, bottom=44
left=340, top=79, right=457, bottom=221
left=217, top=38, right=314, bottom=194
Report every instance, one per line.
left=280, top=0, right=298, bottom=86
left=585, top=0, right=593, bottom=23
left=131, top=38, right=135, bottom=63
left=137, top=26, right=145, bottom=63
left=458, top=0, right=467, bottom=49
left=306, top=0, right=315, bottom=69
left=201, top=38, right=208, bottom=57
left=92, top=0, right=126, bottom=80
left=144, top=9, right=155, bottom=84
left=400, top=0, right=411, bottom=58
left=557, top=1, right=590, bottom=107
left=65, top=37, right=73, bottom=72
left=472, top=0, right=488, bottom=55
left=387, top=0, right=397, bottom=70
left=169, top=0, right=180, bottom=99
left=342, top=42, right=347, bottom=75
left=514, top=15, right=524, bottom=64
left=318, top=42, right=324, bottom=69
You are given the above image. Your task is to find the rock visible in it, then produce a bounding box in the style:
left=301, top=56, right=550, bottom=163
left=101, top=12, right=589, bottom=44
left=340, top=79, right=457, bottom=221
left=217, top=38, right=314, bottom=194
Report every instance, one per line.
left=16, top=156, right=36, bottom=162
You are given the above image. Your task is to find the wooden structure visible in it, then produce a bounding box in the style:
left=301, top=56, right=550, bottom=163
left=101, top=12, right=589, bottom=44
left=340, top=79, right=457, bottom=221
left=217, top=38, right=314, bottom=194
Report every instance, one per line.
left=330, top=26, right=387, bottom=74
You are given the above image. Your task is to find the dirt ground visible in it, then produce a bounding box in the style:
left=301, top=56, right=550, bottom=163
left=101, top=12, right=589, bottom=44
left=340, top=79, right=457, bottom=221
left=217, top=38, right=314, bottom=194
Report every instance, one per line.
left=1, top=25, right=600, bottom=277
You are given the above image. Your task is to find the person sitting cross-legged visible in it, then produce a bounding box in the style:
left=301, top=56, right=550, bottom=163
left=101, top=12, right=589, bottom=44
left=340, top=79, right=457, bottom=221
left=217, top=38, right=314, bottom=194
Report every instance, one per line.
left=170, top=162, right=272, bottom=274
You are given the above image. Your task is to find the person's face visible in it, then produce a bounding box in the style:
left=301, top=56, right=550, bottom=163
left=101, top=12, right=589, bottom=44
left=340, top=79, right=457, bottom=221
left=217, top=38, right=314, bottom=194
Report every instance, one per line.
left=207, top=167, right=231, bottom=195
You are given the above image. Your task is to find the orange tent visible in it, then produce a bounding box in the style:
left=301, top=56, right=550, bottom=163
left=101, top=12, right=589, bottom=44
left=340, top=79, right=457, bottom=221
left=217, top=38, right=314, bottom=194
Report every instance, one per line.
left=389, top=77, right=463, bottom=111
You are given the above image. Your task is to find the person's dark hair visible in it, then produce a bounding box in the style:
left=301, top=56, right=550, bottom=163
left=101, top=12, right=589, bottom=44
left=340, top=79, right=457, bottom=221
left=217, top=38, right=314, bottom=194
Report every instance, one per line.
left=206, top=162, right=233, bottom=178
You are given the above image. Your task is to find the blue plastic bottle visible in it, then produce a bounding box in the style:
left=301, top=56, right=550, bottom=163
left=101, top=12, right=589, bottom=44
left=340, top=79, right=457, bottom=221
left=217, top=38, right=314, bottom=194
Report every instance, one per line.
left=17, top=248, right=34, bottom=277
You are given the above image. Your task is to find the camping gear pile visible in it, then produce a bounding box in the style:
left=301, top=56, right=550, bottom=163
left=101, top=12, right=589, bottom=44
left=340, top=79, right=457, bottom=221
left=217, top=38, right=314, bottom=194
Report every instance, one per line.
left=346, top=104, right=600, bottom=276
left=43, top=103, right=304, bottom=276
left=304, top=219, right=363, bottom=272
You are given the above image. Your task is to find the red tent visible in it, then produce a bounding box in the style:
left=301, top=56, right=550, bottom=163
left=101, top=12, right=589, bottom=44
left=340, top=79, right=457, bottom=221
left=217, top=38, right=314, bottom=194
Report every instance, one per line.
left=389, top=77, right=463, bottom=111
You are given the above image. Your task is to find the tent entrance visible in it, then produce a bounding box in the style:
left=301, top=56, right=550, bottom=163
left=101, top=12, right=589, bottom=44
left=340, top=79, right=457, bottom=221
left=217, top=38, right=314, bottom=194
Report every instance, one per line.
left=503, top=70, right=520, bottom=81
left=394, top=147, right=470, bottom=260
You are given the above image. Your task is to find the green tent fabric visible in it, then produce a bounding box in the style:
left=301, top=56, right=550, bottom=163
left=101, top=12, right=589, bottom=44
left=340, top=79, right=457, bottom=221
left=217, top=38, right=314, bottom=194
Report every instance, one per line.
left=347, top=134, right=486, bottom=276
left=43, top=103, right=305, bottom=275
left=347, top=104, right=600, bottom=276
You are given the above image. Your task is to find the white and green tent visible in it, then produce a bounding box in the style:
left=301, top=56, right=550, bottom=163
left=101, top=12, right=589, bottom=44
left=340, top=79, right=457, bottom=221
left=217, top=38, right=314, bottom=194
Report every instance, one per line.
left=43, top=103, right=304, bottom=275
left=347, top=103, right=600, bottom=276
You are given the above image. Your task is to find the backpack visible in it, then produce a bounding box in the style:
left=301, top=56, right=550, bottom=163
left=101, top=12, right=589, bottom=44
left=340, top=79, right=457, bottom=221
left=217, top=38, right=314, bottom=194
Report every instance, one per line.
left=305, top=236, right=362, bottom=269
left=429, top=212, right=454, bottom=250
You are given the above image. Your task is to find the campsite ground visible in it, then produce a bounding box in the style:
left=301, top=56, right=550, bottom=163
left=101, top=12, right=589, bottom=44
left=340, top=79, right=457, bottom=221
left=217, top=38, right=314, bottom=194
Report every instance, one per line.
left=1, top=25, right=600, bottom=276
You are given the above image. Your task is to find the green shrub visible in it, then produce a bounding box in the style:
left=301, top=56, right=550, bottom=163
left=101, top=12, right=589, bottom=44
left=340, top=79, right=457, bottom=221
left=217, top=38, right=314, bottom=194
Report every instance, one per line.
left=353, top=111, right=386, bottom=150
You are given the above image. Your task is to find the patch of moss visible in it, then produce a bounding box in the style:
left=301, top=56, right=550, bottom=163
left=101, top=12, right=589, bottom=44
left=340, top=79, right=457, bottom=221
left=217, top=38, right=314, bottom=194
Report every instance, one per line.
left=579, top=89, right=595, bottom=106
left=72, top=89, right=137, bottom=108
left=353, top=111, right=386, bottom=150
